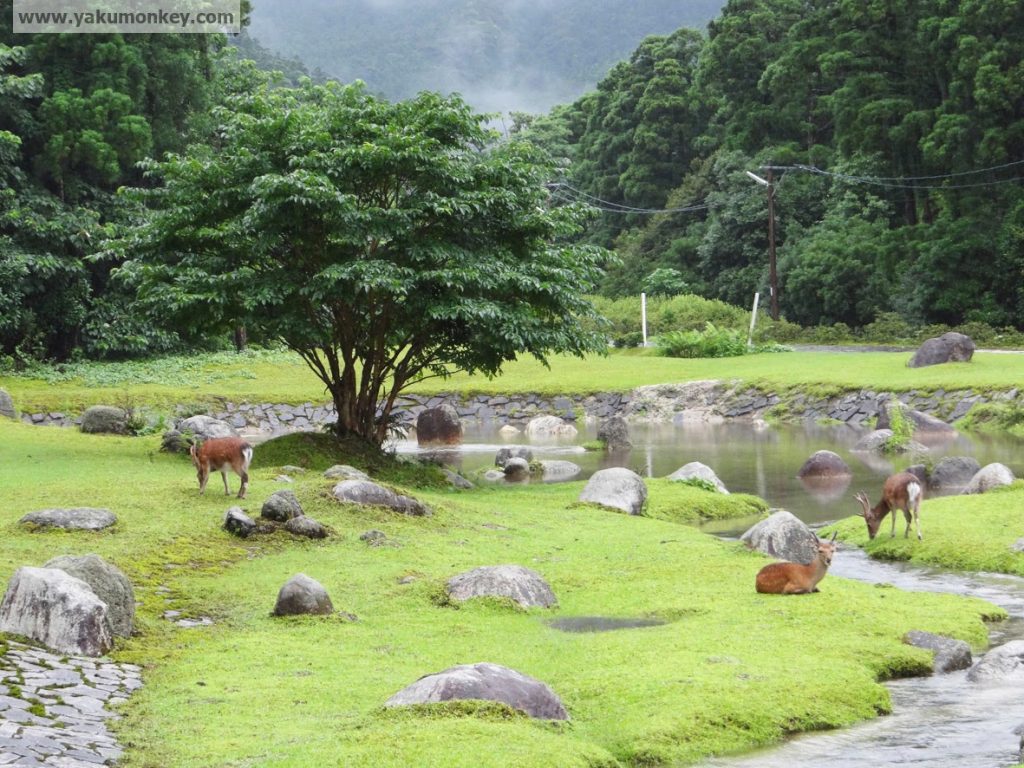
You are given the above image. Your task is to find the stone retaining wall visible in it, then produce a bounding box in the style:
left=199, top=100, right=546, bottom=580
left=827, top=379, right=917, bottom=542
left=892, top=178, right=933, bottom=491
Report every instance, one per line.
left=18, top=382, right=1022, bottom=431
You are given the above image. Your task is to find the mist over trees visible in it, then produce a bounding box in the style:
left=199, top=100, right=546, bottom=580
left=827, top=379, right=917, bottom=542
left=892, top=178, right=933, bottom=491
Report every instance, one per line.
left=246, top=0, right=725, bottom=114
left=523, top=0, right=1024, bottom=331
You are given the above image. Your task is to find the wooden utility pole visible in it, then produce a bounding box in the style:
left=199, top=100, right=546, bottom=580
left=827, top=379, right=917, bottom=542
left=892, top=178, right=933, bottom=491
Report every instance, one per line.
left=765, top=168, right=779, bottom=321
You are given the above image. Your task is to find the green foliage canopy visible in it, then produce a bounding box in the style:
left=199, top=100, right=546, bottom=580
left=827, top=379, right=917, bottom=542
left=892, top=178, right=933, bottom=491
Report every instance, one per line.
left=117, top=81, right=608, bottom=443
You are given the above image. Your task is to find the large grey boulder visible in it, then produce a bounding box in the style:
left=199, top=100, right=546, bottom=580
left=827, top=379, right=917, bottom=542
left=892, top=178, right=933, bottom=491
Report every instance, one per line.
left=597, top=417, right=631, bottom=451
left=877, top=401, right=956, bottom=436
left=740, top=510, right=818, bottom=565
left=540, top=460, right=582, bottom=482
left=223, top=507, right=257, bottom=538
left=963, top=463, right=1016, bottom=495
left=272, top=574, right=334, bottom=616
left=578, top=467, right=647, bottom=515
left=0, top=388, right=15, bottom=419
left=903, top=630, right=972, bottom=674
left=19, top=507, right=116, bottom=531
left=908, top=332, right=975, bottom=368
left=43, top=554, right=135, bottom=639
left=967, top=640, right=1024, bottom=682
left=0, top=567, right=113, bottom=656
left=333, top=480, right=432, bottom=516
left=442, top=469, right=474, bottom=490
left=495, top=446, right=533, bottom=467
left=80, top=406, right=128, bottom=435
left=384, top=662, right=568, bottom=720
left=524, top=415, right=578, bottom=440
left=261, top=490, right=303, bottom=521
left=163, top=415, right=238, bottom=453
left=853, top=429, right=895, bottom=453
left=667, top=462, right=729, bottom=494
left=929, top=456, right=981, bottom=492
left=323, top=464, right=370, bottom=481
left=447, top=565, right=557, bottom=609
left=285, top=515, right=328, bottom=539
left=797, top=450, right=851, bottom=478
left=416, top=405, right=463, bottom=446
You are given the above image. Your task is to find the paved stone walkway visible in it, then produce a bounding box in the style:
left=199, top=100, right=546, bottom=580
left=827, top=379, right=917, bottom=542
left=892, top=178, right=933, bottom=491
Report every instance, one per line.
left=0, top=641, right=141, bottom=767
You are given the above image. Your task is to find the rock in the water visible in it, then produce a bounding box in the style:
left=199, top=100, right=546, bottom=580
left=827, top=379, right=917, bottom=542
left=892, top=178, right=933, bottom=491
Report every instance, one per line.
left=502, top=457, right=530, bottom=480
left=285, top=515, right=327, bottom=539
left=903, top=630, right=972, bottom=674
left=906, top=464, right=929, bottom=485
left=261, top=490, right=304, bottom=521
left=578, top=467, right=647, bottom=515
left=43, top=554, right=135, bottom=639
left=877, top=401, right=956, bottom=435
left=540, top=460, right=581, bottom=482
left=498, top=424, right=521, bottom=437
left=597, top=416, right=631, bottom=451
left=223, top=506, right=257, bottom=538
left=481, top=469, right=506, bottom=483
left=963, top=463, right=1015, bottom=495
left=416, top=405, right=463, bottom=446
left=447, top=565, right=557, bottom=608
left=853, top=429, right=895, bottom=453
left=929, top=456, right=981, bottom=491
left=740, top=510, right=818, bottom=565
left=0, top=388, right=15, bottom=419
left=908, top=332, right=975, bottom=368
left=797, top=450, right=851, bottom=478
left=323, top=464, right=370, bottom=481
left=384, top=662, right=568, bottom=720
left=495, top=446, right=533, bottom=467
left=524, top=415, right=578, bottom=440
left=80, top=405, right=129, bottom=435
left=19, top=507, right=116, bottom=531
left=442, top=469, right=474, bottom=490
left=0, top=567, right=113, bottom=656
left=272, top=574, right=334, bottom=616
left=667, top=462, right=729, bottom=493
left=333, top=480, right=431, bottom=516
left=967, top=640, right=1024, bottom=682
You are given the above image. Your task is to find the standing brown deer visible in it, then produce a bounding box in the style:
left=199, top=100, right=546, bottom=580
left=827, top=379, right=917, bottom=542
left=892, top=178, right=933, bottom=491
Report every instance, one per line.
left=189, top=437, right=253, bottom=499
left=854, top=471, right=924, bottom=540
left=755, top=532, right=838, bottom=594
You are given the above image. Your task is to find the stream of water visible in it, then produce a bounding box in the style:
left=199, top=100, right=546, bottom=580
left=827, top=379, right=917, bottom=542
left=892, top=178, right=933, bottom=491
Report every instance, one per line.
left=394, top=420, right=1024, bottom=766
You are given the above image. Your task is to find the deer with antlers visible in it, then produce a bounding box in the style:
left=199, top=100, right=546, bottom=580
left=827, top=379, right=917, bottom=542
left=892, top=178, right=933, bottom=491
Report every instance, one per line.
left=854, top=471, right=924, bottom=540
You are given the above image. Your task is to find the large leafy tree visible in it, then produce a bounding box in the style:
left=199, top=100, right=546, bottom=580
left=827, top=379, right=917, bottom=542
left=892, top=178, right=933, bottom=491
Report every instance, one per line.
left=117, top=81, right=608, bottom=444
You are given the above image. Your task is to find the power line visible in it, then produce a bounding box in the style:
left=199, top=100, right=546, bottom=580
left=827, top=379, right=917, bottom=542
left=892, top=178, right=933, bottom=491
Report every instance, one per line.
left=776, top=164, right=1024, bottom=190
left=793, top=157, right=1024, bottom=182
left=548, top=182, right=709, bottom=215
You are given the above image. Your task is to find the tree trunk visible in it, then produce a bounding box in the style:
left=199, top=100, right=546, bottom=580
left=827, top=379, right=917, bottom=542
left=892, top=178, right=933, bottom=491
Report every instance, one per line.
left=233, top=325, right=248, bottom=352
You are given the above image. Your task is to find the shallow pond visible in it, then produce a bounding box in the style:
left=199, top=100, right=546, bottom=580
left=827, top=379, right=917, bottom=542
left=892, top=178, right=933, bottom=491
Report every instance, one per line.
left=394, top=420, right=1024, bottom=531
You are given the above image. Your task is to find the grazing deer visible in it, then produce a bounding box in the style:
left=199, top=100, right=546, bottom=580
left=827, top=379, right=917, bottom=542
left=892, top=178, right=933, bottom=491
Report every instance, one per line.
left=189, top=437, right=253, bottom=499
left=854, top=471, right=924, bottom=540
left=755, top=532, right=838, bottom=594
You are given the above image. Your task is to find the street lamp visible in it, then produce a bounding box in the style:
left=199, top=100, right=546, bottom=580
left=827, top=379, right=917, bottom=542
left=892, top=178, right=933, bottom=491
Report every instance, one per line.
left=746, top=170, right=779, bottom=321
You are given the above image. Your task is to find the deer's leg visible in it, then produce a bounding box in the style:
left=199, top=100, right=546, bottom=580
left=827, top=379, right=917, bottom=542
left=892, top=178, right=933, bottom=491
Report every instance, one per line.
left=890, top=507, right=897, bottom=537
left=237, top=469, right=248, bottom=499
left=903, top=508, right=913, bottom=538
left=914, top=501, right=923, bottom=540
left=221, top=470, right=230, bottom=495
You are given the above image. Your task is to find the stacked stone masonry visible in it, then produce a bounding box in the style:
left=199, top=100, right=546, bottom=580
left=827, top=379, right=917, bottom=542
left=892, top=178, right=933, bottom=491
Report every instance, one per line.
left=19, top=384, right=1022, bottom=430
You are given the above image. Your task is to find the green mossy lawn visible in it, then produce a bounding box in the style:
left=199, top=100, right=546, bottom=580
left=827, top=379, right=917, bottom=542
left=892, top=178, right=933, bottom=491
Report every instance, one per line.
left=0, top=420, right=1004, bottom=767
left=825, top=482, right=1024, bottom=575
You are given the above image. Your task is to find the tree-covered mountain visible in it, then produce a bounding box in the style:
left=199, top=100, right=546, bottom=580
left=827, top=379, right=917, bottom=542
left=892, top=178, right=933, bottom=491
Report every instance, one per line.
left=246, top=0, right=725, bottom=113
left=524, top=0, right=1024, bottom=330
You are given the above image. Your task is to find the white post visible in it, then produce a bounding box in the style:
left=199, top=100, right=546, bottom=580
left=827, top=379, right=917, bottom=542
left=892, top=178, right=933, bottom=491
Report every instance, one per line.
left=747, top=292, right=760, bottom=348
left=641, top=292, right=648, bottom=347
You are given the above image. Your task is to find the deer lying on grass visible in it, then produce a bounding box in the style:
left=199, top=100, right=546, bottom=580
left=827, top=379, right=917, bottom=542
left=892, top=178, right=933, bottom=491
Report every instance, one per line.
left=854, top=471, right=924, bottom=540
left=189, top=437, right=253, bottom=499
left=755, top=531, right=838, bottom=594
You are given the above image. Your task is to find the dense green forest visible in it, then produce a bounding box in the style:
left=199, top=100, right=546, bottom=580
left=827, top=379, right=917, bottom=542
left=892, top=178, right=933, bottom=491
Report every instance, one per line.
left=2, top=0, right=1022, bottom=365
left=246, top=0, right=725, bottom=114
left=522, top=0, right=1024, bottom=330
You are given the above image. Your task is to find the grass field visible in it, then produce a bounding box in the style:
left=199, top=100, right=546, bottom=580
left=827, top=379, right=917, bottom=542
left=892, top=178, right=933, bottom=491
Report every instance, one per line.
left=0, top=420, right=1005, bottom=767
left=2, top=348, right=1023, bottom=415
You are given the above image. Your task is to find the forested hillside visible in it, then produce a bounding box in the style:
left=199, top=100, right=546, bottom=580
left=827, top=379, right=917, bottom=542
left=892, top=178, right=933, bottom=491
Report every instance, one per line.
left=525, top=0, right=1024, bottom=330
left=246, top=0, right=724, bottom=113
